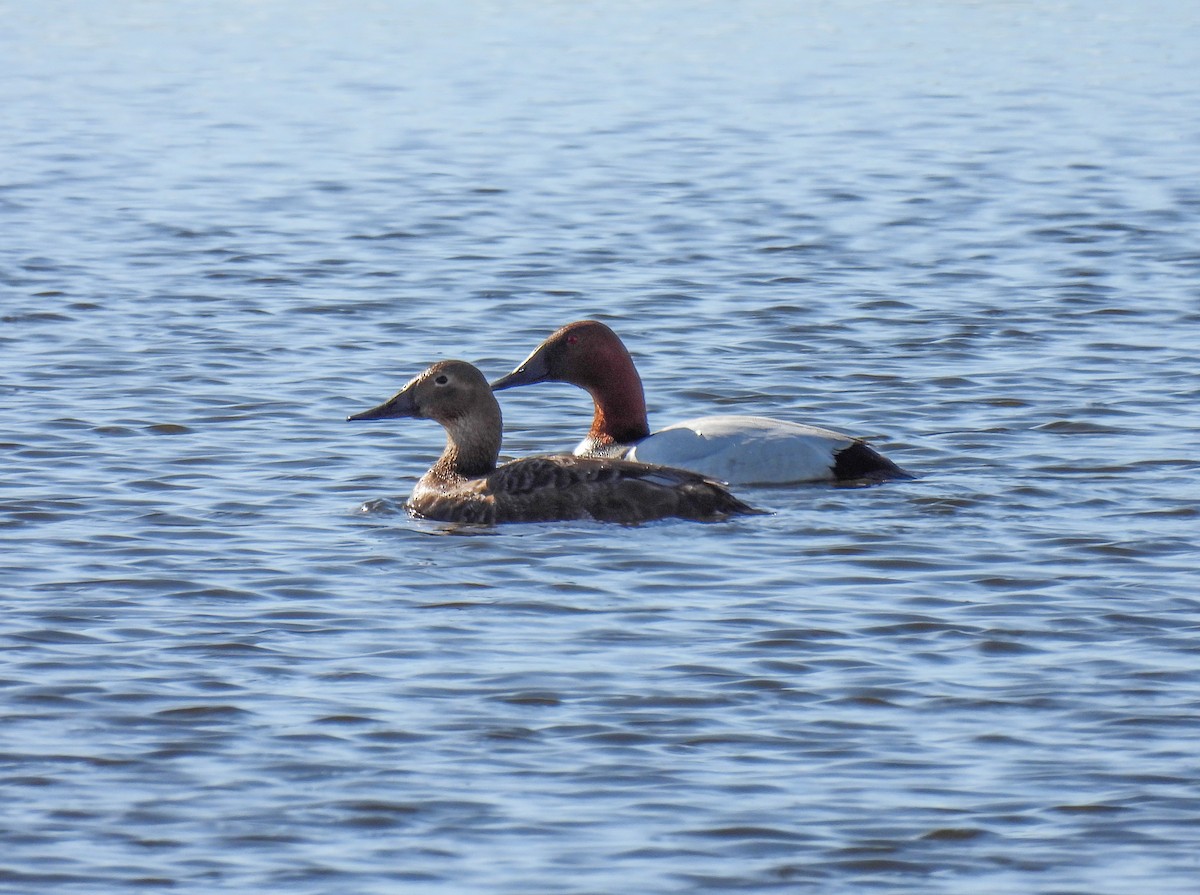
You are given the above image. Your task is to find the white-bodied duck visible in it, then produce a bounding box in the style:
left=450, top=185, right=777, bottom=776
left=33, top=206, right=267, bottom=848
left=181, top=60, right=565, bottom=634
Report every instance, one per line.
left=491, top=321, right=911, bottom=485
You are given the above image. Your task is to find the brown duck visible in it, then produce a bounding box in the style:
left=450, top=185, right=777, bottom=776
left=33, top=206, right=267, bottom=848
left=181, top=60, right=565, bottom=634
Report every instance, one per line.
left=348, top=360, right=759, bottom=524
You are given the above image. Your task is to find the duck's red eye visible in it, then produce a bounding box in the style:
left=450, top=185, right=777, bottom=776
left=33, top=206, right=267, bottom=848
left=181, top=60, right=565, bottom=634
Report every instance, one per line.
left=566, top=334, right=579, bottom=345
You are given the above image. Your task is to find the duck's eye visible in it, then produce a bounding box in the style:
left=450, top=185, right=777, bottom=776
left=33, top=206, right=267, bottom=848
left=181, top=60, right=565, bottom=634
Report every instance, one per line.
left=566, top=334, right=579, bottom=345
left=434, top=374, right=449, bottom=385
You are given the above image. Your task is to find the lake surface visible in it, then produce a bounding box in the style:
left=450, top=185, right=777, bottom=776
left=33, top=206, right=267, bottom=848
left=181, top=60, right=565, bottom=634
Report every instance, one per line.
left=3, top=1, right=1200, bottom=892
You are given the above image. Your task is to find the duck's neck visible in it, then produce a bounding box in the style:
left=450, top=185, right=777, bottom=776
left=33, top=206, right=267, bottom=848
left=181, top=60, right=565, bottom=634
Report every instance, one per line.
left=584, top=348, right=651, bottom=448
left=432, top=406, right=503, bottom=479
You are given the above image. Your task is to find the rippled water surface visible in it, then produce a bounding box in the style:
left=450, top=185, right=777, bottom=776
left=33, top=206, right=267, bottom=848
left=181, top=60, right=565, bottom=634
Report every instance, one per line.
left=4, top=2, right=1200, bottom=892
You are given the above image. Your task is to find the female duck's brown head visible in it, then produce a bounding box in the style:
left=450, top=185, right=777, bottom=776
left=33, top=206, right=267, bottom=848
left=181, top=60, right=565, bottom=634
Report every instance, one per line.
left=349, top=360, right=502, bottom=477
left=490, top=320, right=651, bottom=447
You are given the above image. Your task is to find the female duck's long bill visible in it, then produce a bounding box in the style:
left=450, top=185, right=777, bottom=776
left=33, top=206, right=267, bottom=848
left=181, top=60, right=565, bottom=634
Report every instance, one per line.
left=347, top=388, right=418, bottom=421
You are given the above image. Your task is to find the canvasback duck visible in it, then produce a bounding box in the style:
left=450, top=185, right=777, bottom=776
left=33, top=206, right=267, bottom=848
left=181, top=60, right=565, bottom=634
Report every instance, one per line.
left=491, top=321, right=911, bottom=485
left=347, top=360, right=758, bottom=524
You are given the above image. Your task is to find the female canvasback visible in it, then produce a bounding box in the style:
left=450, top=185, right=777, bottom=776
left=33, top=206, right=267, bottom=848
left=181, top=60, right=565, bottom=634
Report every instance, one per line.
left=491, top=321, right=911, bottom=485
left=347, top=360, right=758, bottom=524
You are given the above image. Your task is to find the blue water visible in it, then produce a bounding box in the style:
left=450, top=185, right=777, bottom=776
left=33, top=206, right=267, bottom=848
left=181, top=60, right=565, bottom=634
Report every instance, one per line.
left=4, top=2, right=1200, bottom=892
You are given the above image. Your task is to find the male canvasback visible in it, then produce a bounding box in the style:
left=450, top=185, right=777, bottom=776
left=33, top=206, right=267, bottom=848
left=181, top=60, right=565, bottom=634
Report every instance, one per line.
left=490, top=321, right=911, bottom=485
left=347, top=360, right=759, bottom=524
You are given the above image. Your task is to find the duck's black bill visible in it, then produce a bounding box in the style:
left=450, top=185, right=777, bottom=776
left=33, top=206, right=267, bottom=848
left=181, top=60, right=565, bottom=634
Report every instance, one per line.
left=347, top=389, right=417, bottom=421
left=490, top=352, right=549, bottom=391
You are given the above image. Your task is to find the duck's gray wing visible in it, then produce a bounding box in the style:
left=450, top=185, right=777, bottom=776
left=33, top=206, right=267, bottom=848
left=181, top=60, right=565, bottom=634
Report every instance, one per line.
left=489, top=454, right=758, bottom=521
left=489, top=454, right=720, bottom=493
left=487, top=454, right=618, bottom=494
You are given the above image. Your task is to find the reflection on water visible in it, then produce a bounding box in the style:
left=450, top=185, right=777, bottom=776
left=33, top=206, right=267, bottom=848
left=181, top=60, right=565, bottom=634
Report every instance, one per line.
left=3, top=1, right=1200, bottom=892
